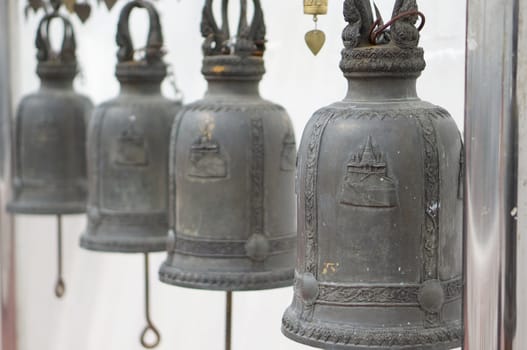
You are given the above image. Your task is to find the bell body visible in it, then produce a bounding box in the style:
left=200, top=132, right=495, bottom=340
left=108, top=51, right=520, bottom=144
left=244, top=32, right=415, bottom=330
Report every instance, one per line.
left=8, top=75, right=92, bottom=215
left=159, top=57, right=297, bottom=291
left=282, top=76, right=463, bottom=349
left=81, top=78, right=181, bottom=253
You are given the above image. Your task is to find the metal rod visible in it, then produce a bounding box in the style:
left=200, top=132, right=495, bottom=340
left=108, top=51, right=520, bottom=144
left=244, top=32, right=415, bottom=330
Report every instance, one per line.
left=226, top=291, right=232, bottom=350
left=54, top=214, right=65, bottom=298
left=464, top=0, right=524, bottom=348
left=140, top=253, right=161, bottom=349
left=0, top=0, right=17, bottom=348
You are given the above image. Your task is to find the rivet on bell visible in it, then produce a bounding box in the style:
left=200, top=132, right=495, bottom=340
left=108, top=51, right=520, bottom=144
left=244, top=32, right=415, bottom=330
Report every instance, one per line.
left=245, top=234, right=271, bottom=262
left=418, top=280, right=445, bottom=314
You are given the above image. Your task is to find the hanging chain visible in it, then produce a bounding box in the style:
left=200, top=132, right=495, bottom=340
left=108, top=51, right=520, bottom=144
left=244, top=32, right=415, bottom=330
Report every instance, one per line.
left=140, top=253, right=161, bottom=349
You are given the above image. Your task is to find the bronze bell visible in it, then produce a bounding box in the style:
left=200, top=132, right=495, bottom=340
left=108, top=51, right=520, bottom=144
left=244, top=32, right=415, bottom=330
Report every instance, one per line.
left=80, top=0, right=180, bottom=253
left=8, top=12, right=92, bottom=215
left=282, top=1, right=463, bottom=349
left=159, top=0, right=297, bottom=291
left=7, top=9, right=92, bottom=299
left=80, top=1, right=179, bottom=347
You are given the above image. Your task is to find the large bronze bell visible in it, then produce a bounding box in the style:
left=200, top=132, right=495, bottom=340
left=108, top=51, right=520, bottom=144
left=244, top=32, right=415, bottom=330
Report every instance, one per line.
left=282, top=1, right=463, bottom=349
left=159, top=0, right=297, bottom=291
left=80, top=0, right=180, bottom=253
left=8, top=11, right=92, bottom=215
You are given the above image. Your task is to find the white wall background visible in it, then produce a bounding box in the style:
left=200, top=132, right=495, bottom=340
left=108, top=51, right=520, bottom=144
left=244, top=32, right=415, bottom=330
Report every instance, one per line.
left=13, top=1, right=466, bottom=349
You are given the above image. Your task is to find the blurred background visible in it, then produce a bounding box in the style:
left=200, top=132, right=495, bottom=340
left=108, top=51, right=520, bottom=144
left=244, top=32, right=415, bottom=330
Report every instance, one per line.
left=9, top=0, right=466, bottom=349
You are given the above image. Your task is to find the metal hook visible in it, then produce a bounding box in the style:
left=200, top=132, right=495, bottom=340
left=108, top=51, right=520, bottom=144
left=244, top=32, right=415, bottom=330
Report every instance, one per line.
left=140, top=253, right=161, bottom=349
left=54, top=214, right=65, bottom=298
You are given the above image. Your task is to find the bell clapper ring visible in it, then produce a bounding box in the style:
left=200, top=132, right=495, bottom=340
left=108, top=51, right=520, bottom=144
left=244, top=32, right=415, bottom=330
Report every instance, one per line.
left=54, top=214, right=65, bottom=299
left=304, top=0, right=328, bottom=56
left=140, top=253, right=161, bottom=349
left=225, top=291, right=233, bottom=350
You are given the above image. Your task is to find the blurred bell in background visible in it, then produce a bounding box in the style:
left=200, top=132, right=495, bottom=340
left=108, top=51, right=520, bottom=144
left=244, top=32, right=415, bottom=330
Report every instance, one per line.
left=7, top=3, right=93, bottom=299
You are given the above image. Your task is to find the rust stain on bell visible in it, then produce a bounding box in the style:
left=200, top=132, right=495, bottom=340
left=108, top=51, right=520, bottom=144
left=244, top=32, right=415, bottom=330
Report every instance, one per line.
left=8, top=12, right=92, bottom=215
left=159, top=0, right=297, bottom=291
left=282, top=0, right=463, bottom=349
left=80, top=0, right=181, bottom=253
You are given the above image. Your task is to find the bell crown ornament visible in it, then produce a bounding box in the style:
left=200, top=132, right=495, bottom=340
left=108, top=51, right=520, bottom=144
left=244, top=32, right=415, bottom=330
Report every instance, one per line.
left=115, top=0, right=167, bottom=84
left=80, top=0, right=181, bottom=253
left=282, top=1, right=463, bottom=349
left=35, top=12, right=78, bottom=80
left=340, top=0, right=426, bottom=77
left=159, top=0, right=297, bottom=291
left=7, top=11, right=92, bottom=215
left=200, top=0, right=266, bottom=81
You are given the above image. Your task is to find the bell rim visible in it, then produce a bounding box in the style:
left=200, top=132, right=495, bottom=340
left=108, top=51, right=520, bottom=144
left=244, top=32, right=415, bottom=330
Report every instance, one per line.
left=36, top=61, right=77, bottom=81
left=6, top=201, right=86, bottom=215
left=158, top=263, right=294, bottom=292
left=79, top=233, right=167, bottom=253
left=340, top=46, right=426, bottom=79
left=202, top=55, right=265, bottom=81
left=115, top=61, right=167, bottom=84
left=281, top=309, right=462, bottom=350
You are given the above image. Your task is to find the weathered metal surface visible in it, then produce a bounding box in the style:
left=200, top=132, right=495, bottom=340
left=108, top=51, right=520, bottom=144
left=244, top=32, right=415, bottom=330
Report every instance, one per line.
left=80, top=0, right=180, bottom=253
left=7, top=11, right=92, bottom=215
left=282, top=1, right=463, bottom=349
left=159, top=0, right=297, bottom=291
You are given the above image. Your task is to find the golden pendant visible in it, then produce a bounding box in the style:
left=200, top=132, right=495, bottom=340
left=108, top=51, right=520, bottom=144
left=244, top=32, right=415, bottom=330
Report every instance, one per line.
left=305, top=29, right=326, bottom=56
left=304, top=0, right=328, bottom=56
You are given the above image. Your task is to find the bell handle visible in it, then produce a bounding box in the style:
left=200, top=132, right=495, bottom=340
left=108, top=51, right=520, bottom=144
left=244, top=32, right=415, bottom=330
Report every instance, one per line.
left=35, top=13, right=77, bottom=64
left=116, top=0, right=164, bottom=64
left=201, top=0, right=265, bottom=55
left=234, top=0, right=266, bottom=55
left=247, top=0, right=265, bottom=53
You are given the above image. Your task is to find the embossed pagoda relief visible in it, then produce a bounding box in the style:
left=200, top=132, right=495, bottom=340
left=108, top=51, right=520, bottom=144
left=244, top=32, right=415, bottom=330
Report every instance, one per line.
left=188, top=118, right=228, bottom=179
left=114, top=115, right=149, bottom=167
left=339, top=136, right=398, bottom=208
left=280, top=130, right=296, bottom=171
left=36, top=117, right=60, bottom=143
